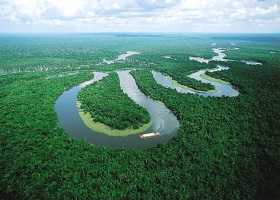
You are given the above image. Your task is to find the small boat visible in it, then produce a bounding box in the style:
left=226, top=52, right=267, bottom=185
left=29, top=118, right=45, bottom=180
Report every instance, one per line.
left=140, top=132, right=160, bottom=139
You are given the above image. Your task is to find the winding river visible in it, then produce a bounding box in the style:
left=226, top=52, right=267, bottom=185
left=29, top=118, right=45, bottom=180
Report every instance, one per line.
left=153, top=65, right=239, bottom=97
left=55, top=70, right=179, bottom=150
left=55, top=48, right=240, bottom=149
left=154, top=48, right=239, bottom=97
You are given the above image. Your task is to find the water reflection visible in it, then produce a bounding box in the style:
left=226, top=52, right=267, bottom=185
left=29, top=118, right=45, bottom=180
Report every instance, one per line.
left=189, top=57, right=210, bottom=63
left=155, top=46, right=239, bottom=97
left=79, top=72, right=108, bottom=88
left=189, top=48, right=228, bottom=63
left=153, top=65, right=239, bottom=97
left=242, top=60, right=262, bottom=65
left=212, top=48, right=228, bottom=62
left=117, top=70, right=179, bottom=138
left=103, top=51, right=139, bottom=64
left=55, top=71, right=179, bottom=150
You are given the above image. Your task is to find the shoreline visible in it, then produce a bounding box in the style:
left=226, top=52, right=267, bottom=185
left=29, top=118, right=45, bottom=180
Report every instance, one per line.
left=76, top=101, right=153, bottom=137
left=200, top=73, right=231, bottom=85
left=167, top=76, right=216, bottom=94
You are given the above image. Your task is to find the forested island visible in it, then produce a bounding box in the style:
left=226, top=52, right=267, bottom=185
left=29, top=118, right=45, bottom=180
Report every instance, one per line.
left=77, top=72, right=151, bottom=136
left=0, top=33, right=279, bottom=199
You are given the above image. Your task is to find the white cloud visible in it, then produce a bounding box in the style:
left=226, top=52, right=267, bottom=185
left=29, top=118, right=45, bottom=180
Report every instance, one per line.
left=47, top=0, right=86, bottom=17
left=0, top=0, right=279, bottom=32
left=250, top=4, right=279, bottom=17
left=179, top=0, right=207, bottom=10
left=230, top=8, right=247, bottom=20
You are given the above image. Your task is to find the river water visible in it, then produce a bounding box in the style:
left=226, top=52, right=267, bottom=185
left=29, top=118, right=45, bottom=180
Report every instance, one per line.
left=103, top=51, right=139, bottom=64
left=55, top=48, right=240, bottom=149
left=117, top=70, right=179, bottom=134
left=242, top=60, right=262, bottom=65
left=55, top=71, right=179, bottom=150
left=155, top=47, right=240, bottom=97
left=152, top=66, right=239, bottom=97
left=153, top=48, right=239, bottom=97
left=189, top=66, right=239, bottom=97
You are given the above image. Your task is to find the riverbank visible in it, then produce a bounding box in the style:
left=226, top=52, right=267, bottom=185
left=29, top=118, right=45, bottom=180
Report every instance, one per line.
left=77, top=101, right=152, bottom=137
left=167, top=76, right=216, bottom=94
left=200, top=73, right=231, bottom=85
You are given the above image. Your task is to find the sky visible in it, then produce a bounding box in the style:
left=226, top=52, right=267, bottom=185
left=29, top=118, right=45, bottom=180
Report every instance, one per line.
left=0, top=0, right=279, bottom=33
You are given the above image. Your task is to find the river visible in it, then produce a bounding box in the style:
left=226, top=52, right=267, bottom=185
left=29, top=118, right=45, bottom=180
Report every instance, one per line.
left=55, top=48, right=239, bottom=149
left=103, top=51, right=139, bottom=64
left=154, top=48, right=239, bottom=97
left=55, top=71, right=179, bottom=150
left=152, top=65, right=239, bottom=97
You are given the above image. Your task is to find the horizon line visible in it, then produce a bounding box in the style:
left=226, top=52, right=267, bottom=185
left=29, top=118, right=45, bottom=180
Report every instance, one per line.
left=1, top=31, right=280, bottom=35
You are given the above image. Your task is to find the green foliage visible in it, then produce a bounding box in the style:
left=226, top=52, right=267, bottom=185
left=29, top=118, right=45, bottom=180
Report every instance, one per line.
left=0, top=33, right=279, bottom=199
left=131, top=63, right=280, bottom=199
left=159, top=60, right=216, bottom=91
left=78, top=72, right=150, bottom=130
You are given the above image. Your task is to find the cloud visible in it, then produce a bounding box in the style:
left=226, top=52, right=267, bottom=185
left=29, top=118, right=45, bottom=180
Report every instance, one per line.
left=47, top=0, right=86, bottom=17
left=0, top=0, right=279, bottom=32
left=250, top=4, right=279, bottom=17
left=230, top=8, right=247, bottom=20
left=180, top=0, right=208, bottom=10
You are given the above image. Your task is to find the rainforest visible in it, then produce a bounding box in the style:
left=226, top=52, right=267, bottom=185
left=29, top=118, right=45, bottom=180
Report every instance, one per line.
left=0, top=33, right=279, bottom=199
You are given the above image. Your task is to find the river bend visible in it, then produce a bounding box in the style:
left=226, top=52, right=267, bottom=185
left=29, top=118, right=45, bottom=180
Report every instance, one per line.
left=55, top=48, right=240, bottom=149
left=55, top=71, right=179, bottom=150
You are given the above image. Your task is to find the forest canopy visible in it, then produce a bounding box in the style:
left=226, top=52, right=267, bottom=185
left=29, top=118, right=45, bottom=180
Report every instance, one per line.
left=0, top=33, right=279, bottom=199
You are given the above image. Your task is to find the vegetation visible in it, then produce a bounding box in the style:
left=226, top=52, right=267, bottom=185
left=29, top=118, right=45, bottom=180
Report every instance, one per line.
left=200, top=73, right=231, bottom=85
left=130, top=65, right=280, bottom=199
left=159, top=60, right=217, bottom=91
left=0, top=33, right=279, bottom=199
left=77, top=106, right=152, bottom=136
left=167, top=75, right=216, bottom=93
left=78, top=72, right=151, bottom=131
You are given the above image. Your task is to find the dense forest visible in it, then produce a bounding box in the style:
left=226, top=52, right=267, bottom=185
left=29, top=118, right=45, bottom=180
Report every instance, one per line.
left=78, top=72, right=151, bottom=131
left=131, top=65, right=279, bottom=199
left=0, top=33, right=279, bottom=199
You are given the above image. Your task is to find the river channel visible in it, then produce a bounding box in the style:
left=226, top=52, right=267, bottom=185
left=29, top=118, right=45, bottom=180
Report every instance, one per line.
left=55, top=48, right=239, bottom=149
left=153, top=65, right=239, bottom=97
left=55, top=70, right=179, bottom=150
left=154, top=48, right=239, bottom=97
left=103, top=51, right=139, bottom=64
